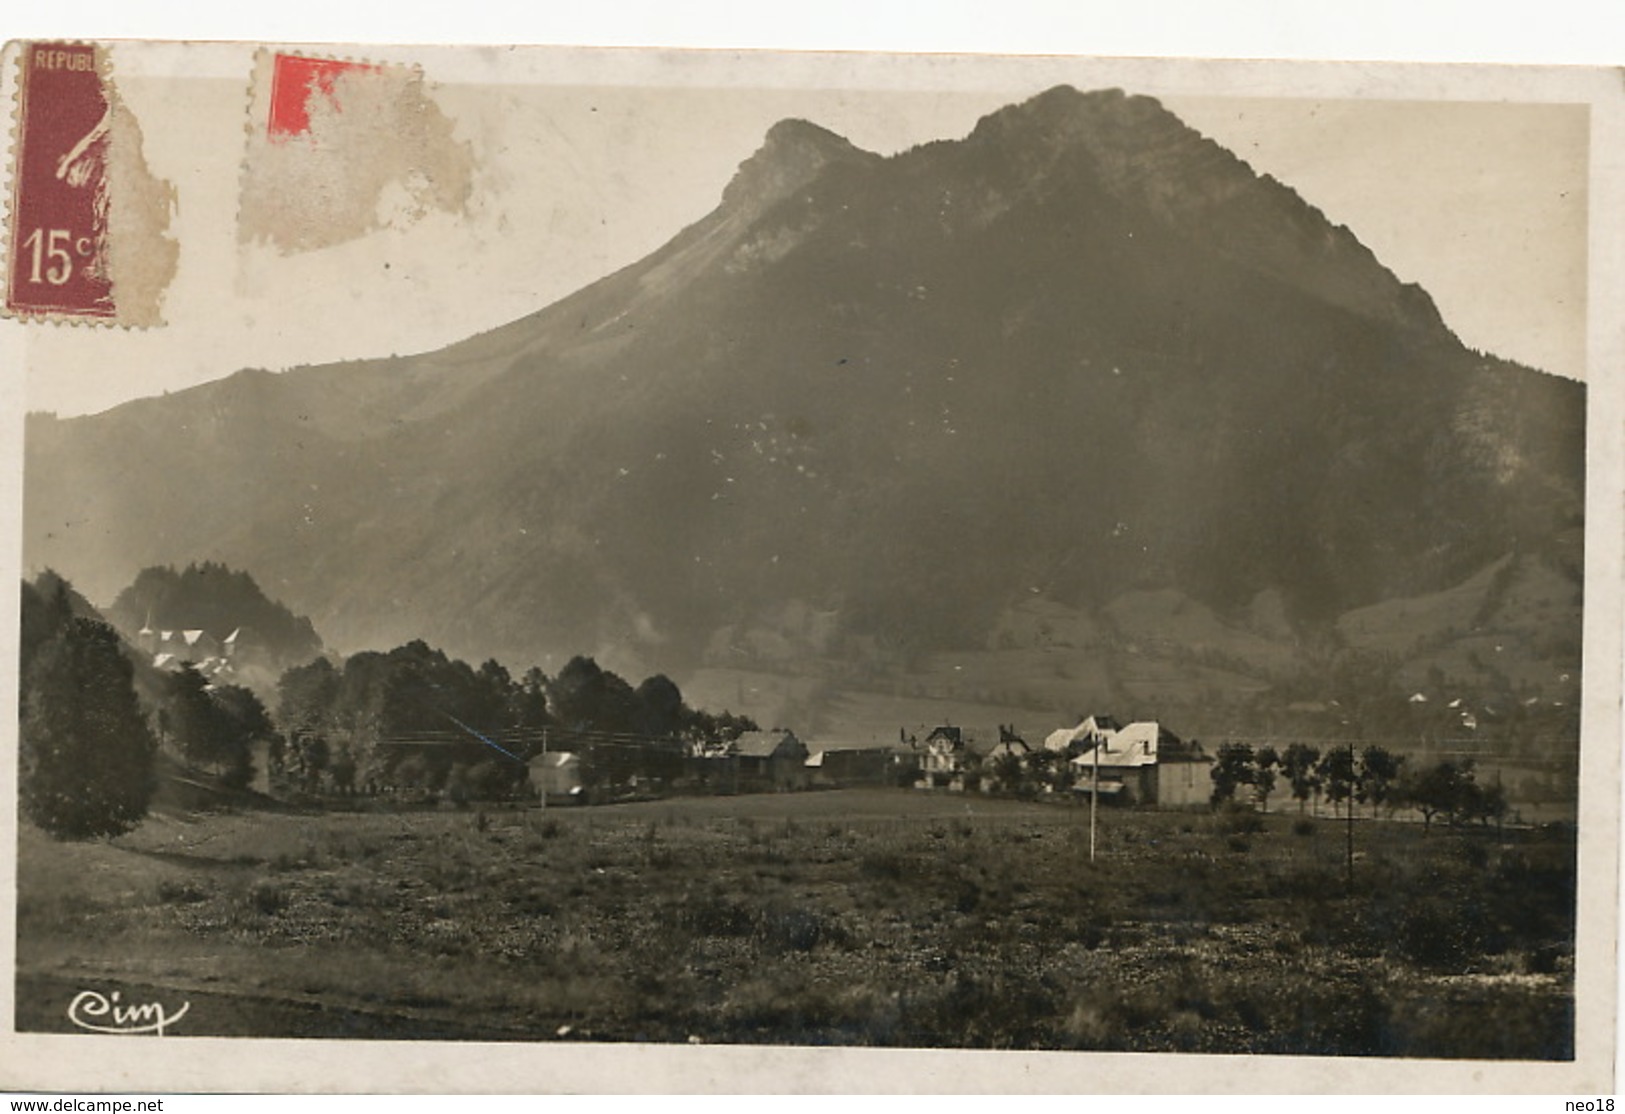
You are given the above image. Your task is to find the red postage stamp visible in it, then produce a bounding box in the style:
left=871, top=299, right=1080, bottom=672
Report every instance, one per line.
left=3, top=41, right=177, bottom=325
left=266, top=53, right=380, bottom=139
left=4, top=43, right=116, bottom=319
left=239, top=49, right=468, bottom=253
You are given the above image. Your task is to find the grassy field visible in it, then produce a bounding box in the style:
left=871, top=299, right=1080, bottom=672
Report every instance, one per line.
left=16, top=789, right=1574, bottom=1056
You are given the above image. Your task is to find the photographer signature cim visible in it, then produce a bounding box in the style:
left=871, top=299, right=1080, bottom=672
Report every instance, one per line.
left=67, top=989, right=189, bottom=1036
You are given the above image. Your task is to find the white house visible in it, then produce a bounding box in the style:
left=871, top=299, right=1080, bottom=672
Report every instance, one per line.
left=1052, top=715, right=1212, bottom=807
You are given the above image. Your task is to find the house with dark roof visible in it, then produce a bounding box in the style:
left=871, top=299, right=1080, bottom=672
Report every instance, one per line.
left=692, top=729, right=809, bottom=791
left=916, top=725, right=971, bottom=788
left=804, top=744, right=908, bottom=787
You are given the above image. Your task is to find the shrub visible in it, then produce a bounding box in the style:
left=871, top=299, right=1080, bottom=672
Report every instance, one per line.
left=678, top=894, right=755, bottom=938
left=534, top=817, right=562, bottom=840
left=156, top=878, right=209, bottom=904
left=1392, top=895, right=1485, bottom=971
left=1219, top=803, right=1265, bottom=835
left=248, top=881, right=289, bottom=916
left=1292, top=817, right=1316, bottom=838
left=756, top=908, right=844, bottom=954
left=859, top=849, right=908, bottom=881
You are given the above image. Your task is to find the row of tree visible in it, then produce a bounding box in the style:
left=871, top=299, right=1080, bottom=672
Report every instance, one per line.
left=272, top=641, right=758, bottom=798
left=19, top=571, right=763, bottom=838
left=1209, top=741, right=1507, bottom=830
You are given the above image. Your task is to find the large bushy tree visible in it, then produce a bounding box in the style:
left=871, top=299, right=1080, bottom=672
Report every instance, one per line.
left=21, top=607, right=157, bottom=839
left=1398, top=758, right=1501, bottom=832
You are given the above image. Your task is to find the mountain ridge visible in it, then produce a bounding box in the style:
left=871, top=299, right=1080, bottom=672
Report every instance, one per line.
left=23, top=86, right=1584, bottom=735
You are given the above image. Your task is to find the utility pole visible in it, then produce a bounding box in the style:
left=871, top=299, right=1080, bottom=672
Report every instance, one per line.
left=1345, top=738, right=1355, bottom=894
left=1089, top=736, right=1099, bottom=864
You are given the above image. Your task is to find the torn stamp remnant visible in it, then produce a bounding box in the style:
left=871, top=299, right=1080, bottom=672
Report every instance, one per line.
left=3, top=41, right=177, bottom=325
left=240, top=51, right=474, bottom=253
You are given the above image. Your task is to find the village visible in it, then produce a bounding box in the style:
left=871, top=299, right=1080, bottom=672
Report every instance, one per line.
left=526, top=715, right=1212, bottom=808
left=101, top=586, right=1225, bottom=811
left=88, top=585, right=1563, bottom=831
left=126, top=612, right=1204, bottom=809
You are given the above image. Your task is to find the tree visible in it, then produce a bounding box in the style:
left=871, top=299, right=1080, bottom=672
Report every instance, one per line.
left=686, top=708, right=759, bottom=748
left=1210, top=743, right=1255, bottom=807
left=393, top=752, right=429, bottom=790
left=1470, top=779, right=1510, bottom=829
left=20, top=575, right=75, bottom=668
left=21, top=615, right=158, bottom=839
left=1035, top=748, right=1074, bottom=793
left=164, top=665, right=231, bottom=771
left=465, top=758, right=520, bottom=800
left=1357, top=745, right=1405, bottom=818
left=162, top=667, right=263, bottom=787
left=328, top=745, right=358, bottom=796
left=992, top=750, right=1027, bottom=793
left=211, top=684, right=274, bottom=789
left=1399, top=759, right=1472, bottom=833
left=1317, top=747, right=1356, bottom=818
left=1253, top=745, right=1280, bottom=813
left=634, top=674, right=685, bottom=739
left=471, top=659, right=515, bottom=730
left=286, top=730, right=331, bottom=795
left=514, top=667, right=553, bottom=732
left=277, top=657, right=340, bottom=733
left=1281, top=743, right=1321, bottom=814
left=547, top=656, right=638, bottom=736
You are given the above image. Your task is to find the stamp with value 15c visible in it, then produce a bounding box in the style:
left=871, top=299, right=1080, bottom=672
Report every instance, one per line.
left=3, top=40, right=177, bottom=325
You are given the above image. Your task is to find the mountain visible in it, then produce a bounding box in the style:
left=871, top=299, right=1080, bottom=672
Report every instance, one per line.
left=22, top=87, right=1584, bottom=738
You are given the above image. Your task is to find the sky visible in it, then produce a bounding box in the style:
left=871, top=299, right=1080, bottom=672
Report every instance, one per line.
left=8, top=40, right=1597, bottom=417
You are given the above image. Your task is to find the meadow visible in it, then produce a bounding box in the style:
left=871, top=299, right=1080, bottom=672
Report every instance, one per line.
left=15, top=789, right=1574, bottom=1056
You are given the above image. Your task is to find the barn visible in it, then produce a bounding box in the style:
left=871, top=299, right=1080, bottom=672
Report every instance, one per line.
left=732, top=730, right=810, bottom=790
left=804, top=745, right=902, bottom=787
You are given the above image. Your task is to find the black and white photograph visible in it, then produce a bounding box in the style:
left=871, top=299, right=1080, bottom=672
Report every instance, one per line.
left=1, top=34, right=1619, bottom=1094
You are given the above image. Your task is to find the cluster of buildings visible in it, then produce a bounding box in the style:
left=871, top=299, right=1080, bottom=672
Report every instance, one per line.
left=135, top=622, right=242, bottom=680
left=524, top=716, right=1213, bottom=807
left=910, top=714, right=1211, bottom=806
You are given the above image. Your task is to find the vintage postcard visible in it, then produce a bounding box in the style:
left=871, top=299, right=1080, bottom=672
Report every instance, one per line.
left=0, top=40, right=1620, bottom=1093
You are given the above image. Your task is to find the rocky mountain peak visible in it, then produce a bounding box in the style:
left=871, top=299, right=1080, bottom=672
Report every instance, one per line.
left=720, top=117, right=878, bottom=217
left=963, top=84, right=1448, bottom=336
